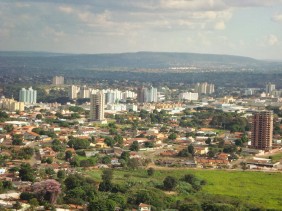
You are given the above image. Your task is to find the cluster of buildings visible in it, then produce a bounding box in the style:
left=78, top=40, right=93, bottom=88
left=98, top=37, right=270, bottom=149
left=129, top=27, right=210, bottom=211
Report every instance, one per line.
left=68, top=85, right=137, bottom=102
left=0, top=97, right=25, bottom=112
left=194, top=82, right=215, bottom=95
left=137, top=86, right=158, bottom=103
left=244, top=83, right=281, bottom=97
left=19, top=87, right=37, bottom=104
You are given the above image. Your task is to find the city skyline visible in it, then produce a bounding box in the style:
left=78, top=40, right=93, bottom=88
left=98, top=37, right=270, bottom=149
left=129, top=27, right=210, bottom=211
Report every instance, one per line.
left=1, top=0, right=282, bottom=60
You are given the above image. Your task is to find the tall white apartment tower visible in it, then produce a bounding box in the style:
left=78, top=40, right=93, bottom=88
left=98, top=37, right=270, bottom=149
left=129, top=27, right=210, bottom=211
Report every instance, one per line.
left=266, top=83, right=275, bottom=95
left=79, top=85, right=90, bottom=98
left=90, top=92, right=105, bottom=121
left=68, top=85, right=79, bottom=99
left=19, top=87, right=37, bottom=104
left=144, top=86, right=158, bottom=103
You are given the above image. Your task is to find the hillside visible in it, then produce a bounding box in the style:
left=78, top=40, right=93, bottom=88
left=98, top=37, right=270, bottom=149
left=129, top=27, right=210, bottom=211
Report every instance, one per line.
left=0, top=51, right=260, bottom=69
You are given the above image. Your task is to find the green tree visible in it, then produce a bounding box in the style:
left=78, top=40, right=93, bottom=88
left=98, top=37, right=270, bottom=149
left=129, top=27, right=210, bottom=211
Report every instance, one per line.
left=88, top=199, right=116, bottom=211
left=128, top=158, right=139, bottom=170
left=144, top=141, right=154, bottom=148
left=29, top=198, right=39, bottom=209
left=99, top=169, right=114, bottom=192
left=36, top=114, right=42, bottom=119
left=19, top=163, right=35, bottom=182
left=205, top=138, right=212, bottom=145
left=104, top=137, right=115, bottom=147
left=188, top=144, right=195, bottom=156
left=101, top=156, right=111, bottom=164
left=12, top=139, right=23, bottom=145
left=129, top=141, right=139, bottom=151
left=57, top=170, right=66, bottom=180
left=120, top=151, right=130, bottom=163
left=179, top=203, right=201, bottom=211
left=67, top=138, right=90, bottom=149
left=168, top=133, right=177, bottom=140
left=147, top=167, right=155, bottom=176
left=183, top=174, right=197, bottom=185
left=114, top=134, right=123, bottom=146
left=163, top=176, right=177, bottom=191
left=4, top=124, right=13, bottom=133
left=65, top=150, right=72, bottom=161
left=46, top=157, right=53, bottom=164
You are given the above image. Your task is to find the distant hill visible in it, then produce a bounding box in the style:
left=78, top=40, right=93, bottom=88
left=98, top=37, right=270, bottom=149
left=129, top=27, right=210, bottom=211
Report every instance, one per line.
left=0, top=51, right=260, bottom=69
left=1, top=51, right=282, bottom=88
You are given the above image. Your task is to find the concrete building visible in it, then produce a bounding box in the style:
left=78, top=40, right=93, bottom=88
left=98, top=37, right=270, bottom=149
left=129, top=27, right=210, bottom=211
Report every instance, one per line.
left=266, top=83, right=275, bottom=95
left=195, top=82, right=215, bottom=94
left=90, top=92, right=105, bottom=121
left=68, top=85, right=79, bottom=99
left=251, top=111, right=273, bottom=150
left=79, top=85, right=90, bottom=98
left=137, top=87, right=146, bottom=103
left=179, top=92, right=198, bottom=101
left=0, top=97, right=25, bottom=112
left=137, top=86, right=158, bottom=103
left=52, top=76, right=64, bottom=85
left=19, top=87, right=37, bottom=104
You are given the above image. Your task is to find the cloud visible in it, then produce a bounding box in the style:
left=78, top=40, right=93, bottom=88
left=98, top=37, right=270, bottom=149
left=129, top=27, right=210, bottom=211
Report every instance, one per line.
left=272, top=13, right=282, bottom=23
left=58, top=6, right=74, bottom=14
left=214, top=21, right=225, bottom=30
left=225, top=0, right=282, bottom=7
left=267, top=34, right=279, bottom=46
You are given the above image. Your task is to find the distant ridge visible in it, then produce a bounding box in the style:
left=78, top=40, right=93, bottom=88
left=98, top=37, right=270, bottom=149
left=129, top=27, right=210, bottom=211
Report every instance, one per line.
left=0, top=50, right=257, bottom=60
left=0, top=51, right=260, bottom=69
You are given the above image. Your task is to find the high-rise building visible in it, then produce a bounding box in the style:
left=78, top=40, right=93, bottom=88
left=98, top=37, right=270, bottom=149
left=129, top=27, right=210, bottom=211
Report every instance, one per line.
left=179, top=92, right=198, bottom=101
left=195, top=82, right=215, bottom=94
left=251, top=111, right=273, bottom=150
left=137, top=87, right=146, bottom=103
left=207, top=83, right=215, bottom=94
left=52, top=76, right=64, bottom=85
left=68, top=85, right=79, bottom=99
left=137, top=86, right=158, bottom=103
left=79, top=85, right=90, bottom=98
left=19, top=87, right=37, bottom=104
left=266, top=83, right=275, bottom=95
left=90, top=92, right=105, bottom=121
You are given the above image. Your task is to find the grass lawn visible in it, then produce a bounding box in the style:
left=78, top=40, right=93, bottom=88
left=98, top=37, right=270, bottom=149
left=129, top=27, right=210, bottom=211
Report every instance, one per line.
left=86, top=169, right=282, bottom=209
left=270, top=153, right=282, bottom=163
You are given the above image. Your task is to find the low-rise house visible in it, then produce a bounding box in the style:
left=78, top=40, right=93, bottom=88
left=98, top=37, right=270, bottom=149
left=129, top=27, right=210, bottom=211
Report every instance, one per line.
left=217, top=153, right=229, bottom=160
left=95, top=142, right=108, bottom=149
left=196, top=158, right=229, bottom=168
left=194, top=146, right=209, bottom=155
left=85, top=150, right=99, bottom=157
left=111, top=158, right=121, bottom=166
left=39, top=147, right=57, bottom=159
left=23, top=131, right=39, bottom=140
left=160, top=150, right=178, bottom=157
left=139, top=203, right=151, bottom=211
left=246, top=157, right=280, bottom=169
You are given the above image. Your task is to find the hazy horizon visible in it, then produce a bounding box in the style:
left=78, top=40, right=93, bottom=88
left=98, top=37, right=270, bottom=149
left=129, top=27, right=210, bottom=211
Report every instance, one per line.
left=1, top=0, right=282, bottom=60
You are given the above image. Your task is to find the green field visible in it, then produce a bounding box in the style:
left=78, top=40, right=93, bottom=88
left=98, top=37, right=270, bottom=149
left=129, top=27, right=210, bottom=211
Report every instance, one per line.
left=270, top=153, right=282, bottom=163
left=87, top=169, right=282, bottom=210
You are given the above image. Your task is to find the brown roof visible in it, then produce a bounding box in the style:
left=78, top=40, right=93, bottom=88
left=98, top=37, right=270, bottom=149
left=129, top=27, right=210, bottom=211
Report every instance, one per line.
left=139, top=203, right=151, bottom=207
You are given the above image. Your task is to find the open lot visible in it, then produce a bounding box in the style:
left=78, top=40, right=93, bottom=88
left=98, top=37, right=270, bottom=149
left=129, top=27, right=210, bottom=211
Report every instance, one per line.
left=87, top=169, right=282, bottom=209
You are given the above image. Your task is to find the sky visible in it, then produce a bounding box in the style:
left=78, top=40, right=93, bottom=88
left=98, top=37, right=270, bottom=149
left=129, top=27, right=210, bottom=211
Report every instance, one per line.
left=1, top=0, right=282, bottom=60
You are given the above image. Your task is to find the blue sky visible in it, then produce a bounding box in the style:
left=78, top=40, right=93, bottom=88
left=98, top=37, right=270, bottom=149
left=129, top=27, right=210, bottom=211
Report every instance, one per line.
left=1, top=0, right=282, bottom=59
